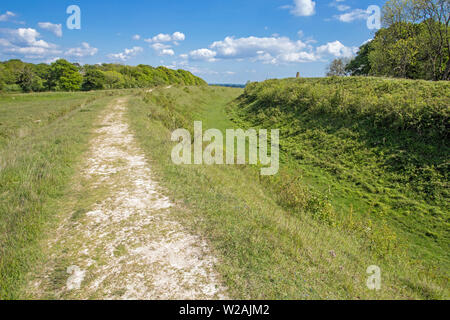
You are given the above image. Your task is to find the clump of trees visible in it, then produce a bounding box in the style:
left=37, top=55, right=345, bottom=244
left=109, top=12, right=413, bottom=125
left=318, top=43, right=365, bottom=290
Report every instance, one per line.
left=326, top=57, right=351, bottom=76
left=0, top=59, right=207, bottom=93
left=329, top=0, right=449, bottom=81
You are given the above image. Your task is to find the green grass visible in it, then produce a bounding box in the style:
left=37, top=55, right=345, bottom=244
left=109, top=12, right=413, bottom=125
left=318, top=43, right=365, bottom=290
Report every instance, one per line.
left=0, top=90, right=120, bottom=299
left=230, top=77, right=449, bottom=269
left=0, top=91, right=100, bottom=150
left=127, top=85, right=448, bottom=299
left=1, top=79, right=447, bottom=300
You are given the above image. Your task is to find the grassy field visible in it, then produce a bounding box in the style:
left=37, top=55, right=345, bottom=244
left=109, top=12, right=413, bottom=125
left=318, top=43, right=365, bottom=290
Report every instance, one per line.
left=1, top=79, right=447, bottom=300
left=127, top=83, right=448, bottom=299
left=0, top=90, right=124, bottom=299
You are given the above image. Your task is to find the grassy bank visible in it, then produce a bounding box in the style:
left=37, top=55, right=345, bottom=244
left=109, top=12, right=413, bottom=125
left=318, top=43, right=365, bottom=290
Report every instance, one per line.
left=0, top=91, right=119, bottom=299
left=127, top=85, right=448, bottom=299
left=230, top=77, right=449, bottom=267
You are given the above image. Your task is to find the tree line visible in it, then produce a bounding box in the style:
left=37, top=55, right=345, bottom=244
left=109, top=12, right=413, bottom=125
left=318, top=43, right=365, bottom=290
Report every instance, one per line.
left=0, top=59, right=207, bottom=93
left=327, top=0, right=449, bottom=81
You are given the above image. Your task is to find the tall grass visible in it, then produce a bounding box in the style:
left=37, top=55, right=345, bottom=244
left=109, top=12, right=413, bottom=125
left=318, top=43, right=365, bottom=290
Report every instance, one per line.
left=0, top=91, right=117, bottom=299
left=127, top=85, right=448, bottom=299
left=229, top=77, right=449, bottom=284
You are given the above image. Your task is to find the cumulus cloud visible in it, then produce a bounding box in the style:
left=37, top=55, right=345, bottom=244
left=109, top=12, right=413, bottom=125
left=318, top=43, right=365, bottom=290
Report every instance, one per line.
left=330, top=0, right=351, bottom=12
left=283, top=0, right=316, bottom=17
left=0, top=27, right=61, bottom=58
left=38, top=22, right=62, bottom=37
left=132, top=34, right=141, bottom=40
left=0, top=11, right=16, bottom=22
left=145, top=32, right=185, bottom=56
left=206, top=35, right=317, bottom=64
left=145, top=32, right=185, bottom=43
left=335, top=8, right=370, bottom=22
left=65, top=42, right=98, bottom=58
left=160, top=48, right=175, bottom=56
left=189, top=48, right=217, bottom=62
left=148, top=33, right=172, bottom=43
left=9, top=28, right=52, bottom=48
left=316, top=40, right=357, bottom=58
left=151, top=43, right=175, bottom=56
left=151, top=43, right=171, bottom=50
left=108, top=46, right=143, bottom=61
left=184, top=35, right=357, bottom=65
left=172, top=31, right=185, bottom=41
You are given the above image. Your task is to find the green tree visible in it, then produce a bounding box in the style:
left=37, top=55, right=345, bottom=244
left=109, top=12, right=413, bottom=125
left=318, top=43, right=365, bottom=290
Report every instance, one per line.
left=82, top=68, right=106, bottom=91
left=326, top=58, right=350, bottom=76
left=369, top=23, right=421, bottom=78
left=380, top=0, right=449, bottom=80
left=48, top=59, right=82, bottom=91
left=346, top=42, right=373, bottom=76
left=17, top=67, right=36, bottom=92
left=0, top=65, right=7, bottom=91
left=103, top=70, right=126, bottom=89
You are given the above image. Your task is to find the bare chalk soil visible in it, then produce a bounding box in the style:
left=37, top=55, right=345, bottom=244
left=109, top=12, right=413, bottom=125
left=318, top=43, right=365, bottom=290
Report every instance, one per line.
left=29, top=98, right=226, bottom=300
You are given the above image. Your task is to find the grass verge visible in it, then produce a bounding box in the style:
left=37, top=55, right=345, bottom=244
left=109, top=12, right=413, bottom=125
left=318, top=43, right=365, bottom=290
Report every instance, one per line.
left=0, top=91, right=118, bottom=299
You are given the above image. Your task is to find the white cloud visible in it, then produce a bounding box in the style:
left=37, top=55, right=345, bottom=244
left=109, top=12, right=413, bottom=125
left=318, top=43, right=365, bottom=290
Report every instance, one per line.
left=289, top=0, right=316, bottom=17
left=0, top=38, right=11, bottom=46
left=38, top=22, right=63, bottom=37
left=172, top=31, right=185, bottom=41
left=145, top=32, right=185, bottom=43
left=279, top=51, right=317, bottom=62
left=107, top=46, right=143, bottom=61
left=132, top=34, right=141, bottom=40
left=148, top=33, right=172, bottom=43
left=189, top=48, right=217, bottom=62
left=145, top=32, right=185, bottom=56
left=151, top=43, right=171, bottom=50
left=316, top=40, right=357, bottom=58
left=0, top=28, right=61, bottom=58
left=336, top=8, right=369, bottom=22
left=45, top=57, right=61, bottom=64
left=208, top=36, right=317, bottom=63
left=160, top=48, right=175, bottom=56
left=330, top=0, right=351, bottom=12
left=151, top=43, right=175, bottom=56
left=184, top=34, right=360, bottom=66
left=13, top=28, right=51, bottom=48
left=0, top=11, right=15, bottom=22
left=65, top=42, right=98, bottom=58
left=186, top=66, right=219, bottom=75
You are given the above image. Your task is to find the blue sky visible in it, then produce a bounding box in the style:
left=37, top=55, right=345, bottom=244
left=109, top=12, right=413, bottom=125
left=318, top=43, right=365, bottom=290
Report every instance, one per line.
left=0, top=0, right=385, bottom=83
